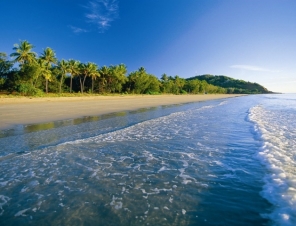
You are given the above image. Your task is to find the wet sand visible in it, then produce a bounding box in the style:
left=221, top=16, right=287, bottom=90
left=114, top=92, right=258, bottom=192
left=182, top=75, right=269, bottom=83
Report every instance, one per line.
left=0, top=94, right=243, bottom=130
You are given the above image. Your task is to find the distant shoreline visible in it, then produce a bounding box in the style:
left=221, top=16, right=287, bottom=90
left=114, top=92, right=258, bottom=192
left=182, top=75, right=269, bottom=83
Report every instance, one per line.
left=0, top=94, right=244, bottom=130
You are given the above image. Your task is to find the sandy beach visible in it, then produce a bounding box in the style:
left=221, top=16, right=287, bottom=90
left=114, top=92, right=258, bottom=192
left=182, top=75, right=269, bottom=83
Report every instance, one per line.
left=0, top=94, right=242, bottom=130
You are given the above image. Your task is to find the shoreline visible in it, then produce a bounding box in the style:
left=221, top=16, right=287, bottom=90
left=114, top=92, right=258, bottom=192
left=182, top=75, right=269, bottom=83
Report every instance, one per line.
left=0, top=94, right=244, bottom=131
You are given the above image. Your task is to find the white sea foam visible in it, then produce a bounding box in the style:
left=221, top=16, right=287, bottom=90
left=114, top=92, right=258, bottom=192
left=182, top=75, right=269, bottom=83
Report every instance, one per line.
left=0, top=98, right=244, bottom=224
left=15, top=208, right=30, bottom=217
left=21, top=186, right=28, bottom=193
left=249, top=105, right=296, bottom=225
left=60, top=102, right=219, bottom=146
left=110, top=195, right=123, bottom=210
left=0, top=181, right=9, bottom=186
left=0, top=195, right=10, bottom=216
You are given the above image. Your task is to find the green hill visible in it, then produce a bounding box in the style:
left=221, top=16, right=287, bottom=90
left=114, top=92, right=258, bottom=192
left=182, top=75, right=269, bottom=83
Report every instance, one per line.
left=187, top=74, right=272, bottom=94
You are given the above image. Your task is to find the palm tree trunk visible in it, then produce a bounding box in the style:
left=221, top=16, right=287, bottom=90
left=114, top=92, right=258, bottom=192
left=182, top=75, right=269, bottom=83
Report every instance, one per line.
left=46, top=79, right=48, bottom=94
left=79, top=77, right=83, bottom=93
left=101, top=75, right=105, bottom=93
left=59, top=75, right=63, bottom=93
left=92, top=78, right=94, bottom=93
left=82, top=75, right=87, bottom=94
left=32, top=79, right=37, bottom=88
left=70, top=75, right=73, bottom=93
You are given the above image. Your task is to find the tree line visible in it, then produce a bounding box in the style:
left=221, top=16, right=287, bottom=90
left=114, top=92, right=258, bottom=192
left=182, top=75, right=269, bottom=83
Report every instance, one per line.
left=189, top=74, right=272, bottom=94
left=0, top=40, right=229, bottom=96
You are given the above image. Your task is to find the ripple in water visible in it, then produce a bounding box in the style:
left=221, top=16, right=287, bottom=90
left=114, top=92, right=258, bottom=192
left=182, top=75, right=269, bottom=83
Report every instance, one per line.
left=0, top=97, right=273, bottom=225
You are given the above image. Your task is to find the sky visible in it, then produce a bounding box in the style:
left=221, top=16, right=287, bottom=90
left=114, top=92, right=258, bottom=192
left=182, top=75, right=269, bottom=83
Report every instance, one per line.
left=1, top=0, right=296, bottom=93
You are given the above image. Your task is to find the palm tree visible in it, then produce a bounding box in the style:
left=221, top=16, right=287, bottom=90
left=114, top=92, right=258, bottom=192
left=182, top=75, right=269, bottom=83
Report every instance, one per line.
left=113, top=64, right=127, bottom=80
left=160, top=74, right=169, bottom=93
left=138, top=66, right=146, bottom=75
left=161, top=73, right=168, bottom=82
left=40, top=47, right=57, bottom=93
left=37, top=59, right=51, bottom=91
left=109, top=64, right=127, bottom=93
left=57, top=59, right=69, bottom=93
left=68, top=59, right=80, bottom=93
left=174, top=75, right=185, bottom=94
left=79, top=62, right=98, bottom=93
left=90, top=67, right=100, bottom=93
left=10, top=40, right=37, bottom=66
left=98, top=66, right=110, bottom=93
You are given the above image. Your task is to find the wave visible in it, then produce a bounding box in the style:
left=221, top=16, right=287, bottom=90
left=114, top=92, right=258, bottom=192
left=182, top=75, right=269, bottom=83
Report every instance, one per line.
left=0, top=101, right=225, bottom=225
left=249, top=105, right=296, bottom=226
left=62, top=102, right=218, bottom=146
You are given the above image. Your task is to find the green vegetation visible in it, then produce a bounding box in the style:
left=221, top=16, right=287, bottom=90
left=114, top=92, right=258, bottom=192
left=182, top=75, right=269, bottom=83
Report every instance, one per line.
left=188, top=74, right=272, bottom=94
left=0, top=40, right=271, bottom=96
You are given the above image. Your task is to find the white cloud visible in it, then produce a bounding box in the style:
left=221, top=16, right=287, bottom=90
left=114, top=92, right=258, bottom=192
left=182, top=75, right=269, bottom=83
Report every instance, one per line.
left=85, top=0, right=119, bottom=32
left=69, top=26, right=88, bottom=34
left=230, top=65, right=279, bottom=73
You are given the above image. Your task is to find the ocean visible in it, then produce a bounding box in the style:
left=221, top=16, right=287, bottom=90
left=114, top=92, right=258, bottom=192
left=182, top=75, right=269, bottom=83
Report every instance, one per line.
left=0, top=94, right=295, bottom=226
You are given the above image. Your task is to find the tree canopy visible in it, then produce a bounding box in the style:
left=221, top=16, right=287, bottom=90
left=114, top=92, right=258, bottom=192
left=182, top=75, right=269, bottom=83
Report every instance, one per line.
left=188, top=74, right=272, bottom=94
left=0, top=40, right=272, bottom=96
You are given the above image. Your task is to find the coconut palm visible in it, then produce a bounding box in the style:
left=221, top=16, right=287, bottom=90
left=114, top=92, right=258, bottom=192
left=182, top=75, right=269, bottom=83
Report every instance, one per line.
left=37, top=59, right=51, bottom=91
left=57, top=59, right=69, bottom=93
left=98, top=66, right=110, bottom=93
left=68, top=59, right=80, bottom=93
left=90, top=66, right=100, bottom=93
left=109, top=64, right=127, bottom=93
left=161, top=73, right=168, bottom=82
left=10, top=40, right=37, bottom=66
left=127, top=67, right=151, bottom=94
left=113, top=64, right=127, bottom=80
left=140, top=66, right=146, bottom=72
left=173, top=75, right=186, bottom=94
left=79, top=62, right=98, bottom=93
left=40, top=47, right=57, bottom=93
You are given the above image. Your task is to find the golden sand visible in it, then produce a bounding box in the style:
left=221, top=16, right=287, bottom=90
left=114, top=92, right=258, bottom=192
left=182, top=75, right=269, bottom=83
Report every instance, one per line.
left=0, top=94, right=243, bottom=130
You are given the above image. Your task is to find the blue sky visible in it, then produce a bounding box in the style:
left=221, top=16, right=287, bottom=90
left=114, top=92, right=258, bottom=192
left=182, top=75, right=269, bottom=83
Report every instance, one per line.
left=1, top=0, right=296, bottom=93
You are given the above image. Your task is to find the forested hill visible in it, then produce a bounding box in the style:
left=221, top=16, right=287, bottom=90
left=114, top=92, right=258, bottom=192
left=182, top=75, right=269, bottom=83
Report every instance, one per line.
left=187, top=74, right=272, bottom=94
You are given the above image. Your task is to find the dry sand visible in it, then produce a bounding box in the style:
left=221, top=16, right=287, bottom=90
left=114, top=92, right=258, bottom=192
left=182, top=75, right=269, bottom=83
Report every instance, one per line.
left=0, top=94, right=243, bottom=130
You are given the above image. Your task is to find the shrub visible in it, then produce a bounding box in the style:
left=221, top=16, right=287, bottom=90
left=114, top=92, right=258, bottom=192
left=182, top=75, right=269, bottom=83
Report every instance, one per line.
left=17, top=83, right=44, bottom=96
left=146, top=91, right=160, bottom=95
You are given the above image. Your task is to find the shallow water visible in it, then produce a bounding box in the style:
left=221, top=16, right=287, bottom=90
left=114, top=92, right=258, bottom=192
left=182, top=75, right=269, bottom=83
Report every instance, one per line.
left=0, top=94, right=295, bottom=225
left=249, top=94, right=296, bottom=226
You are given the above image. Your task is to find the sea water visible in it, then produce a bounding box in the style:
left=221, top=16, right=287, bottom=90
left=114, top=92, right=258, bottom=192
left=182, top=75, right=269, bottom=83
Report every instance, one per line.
left=0, top=94, right=295, bottom=225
